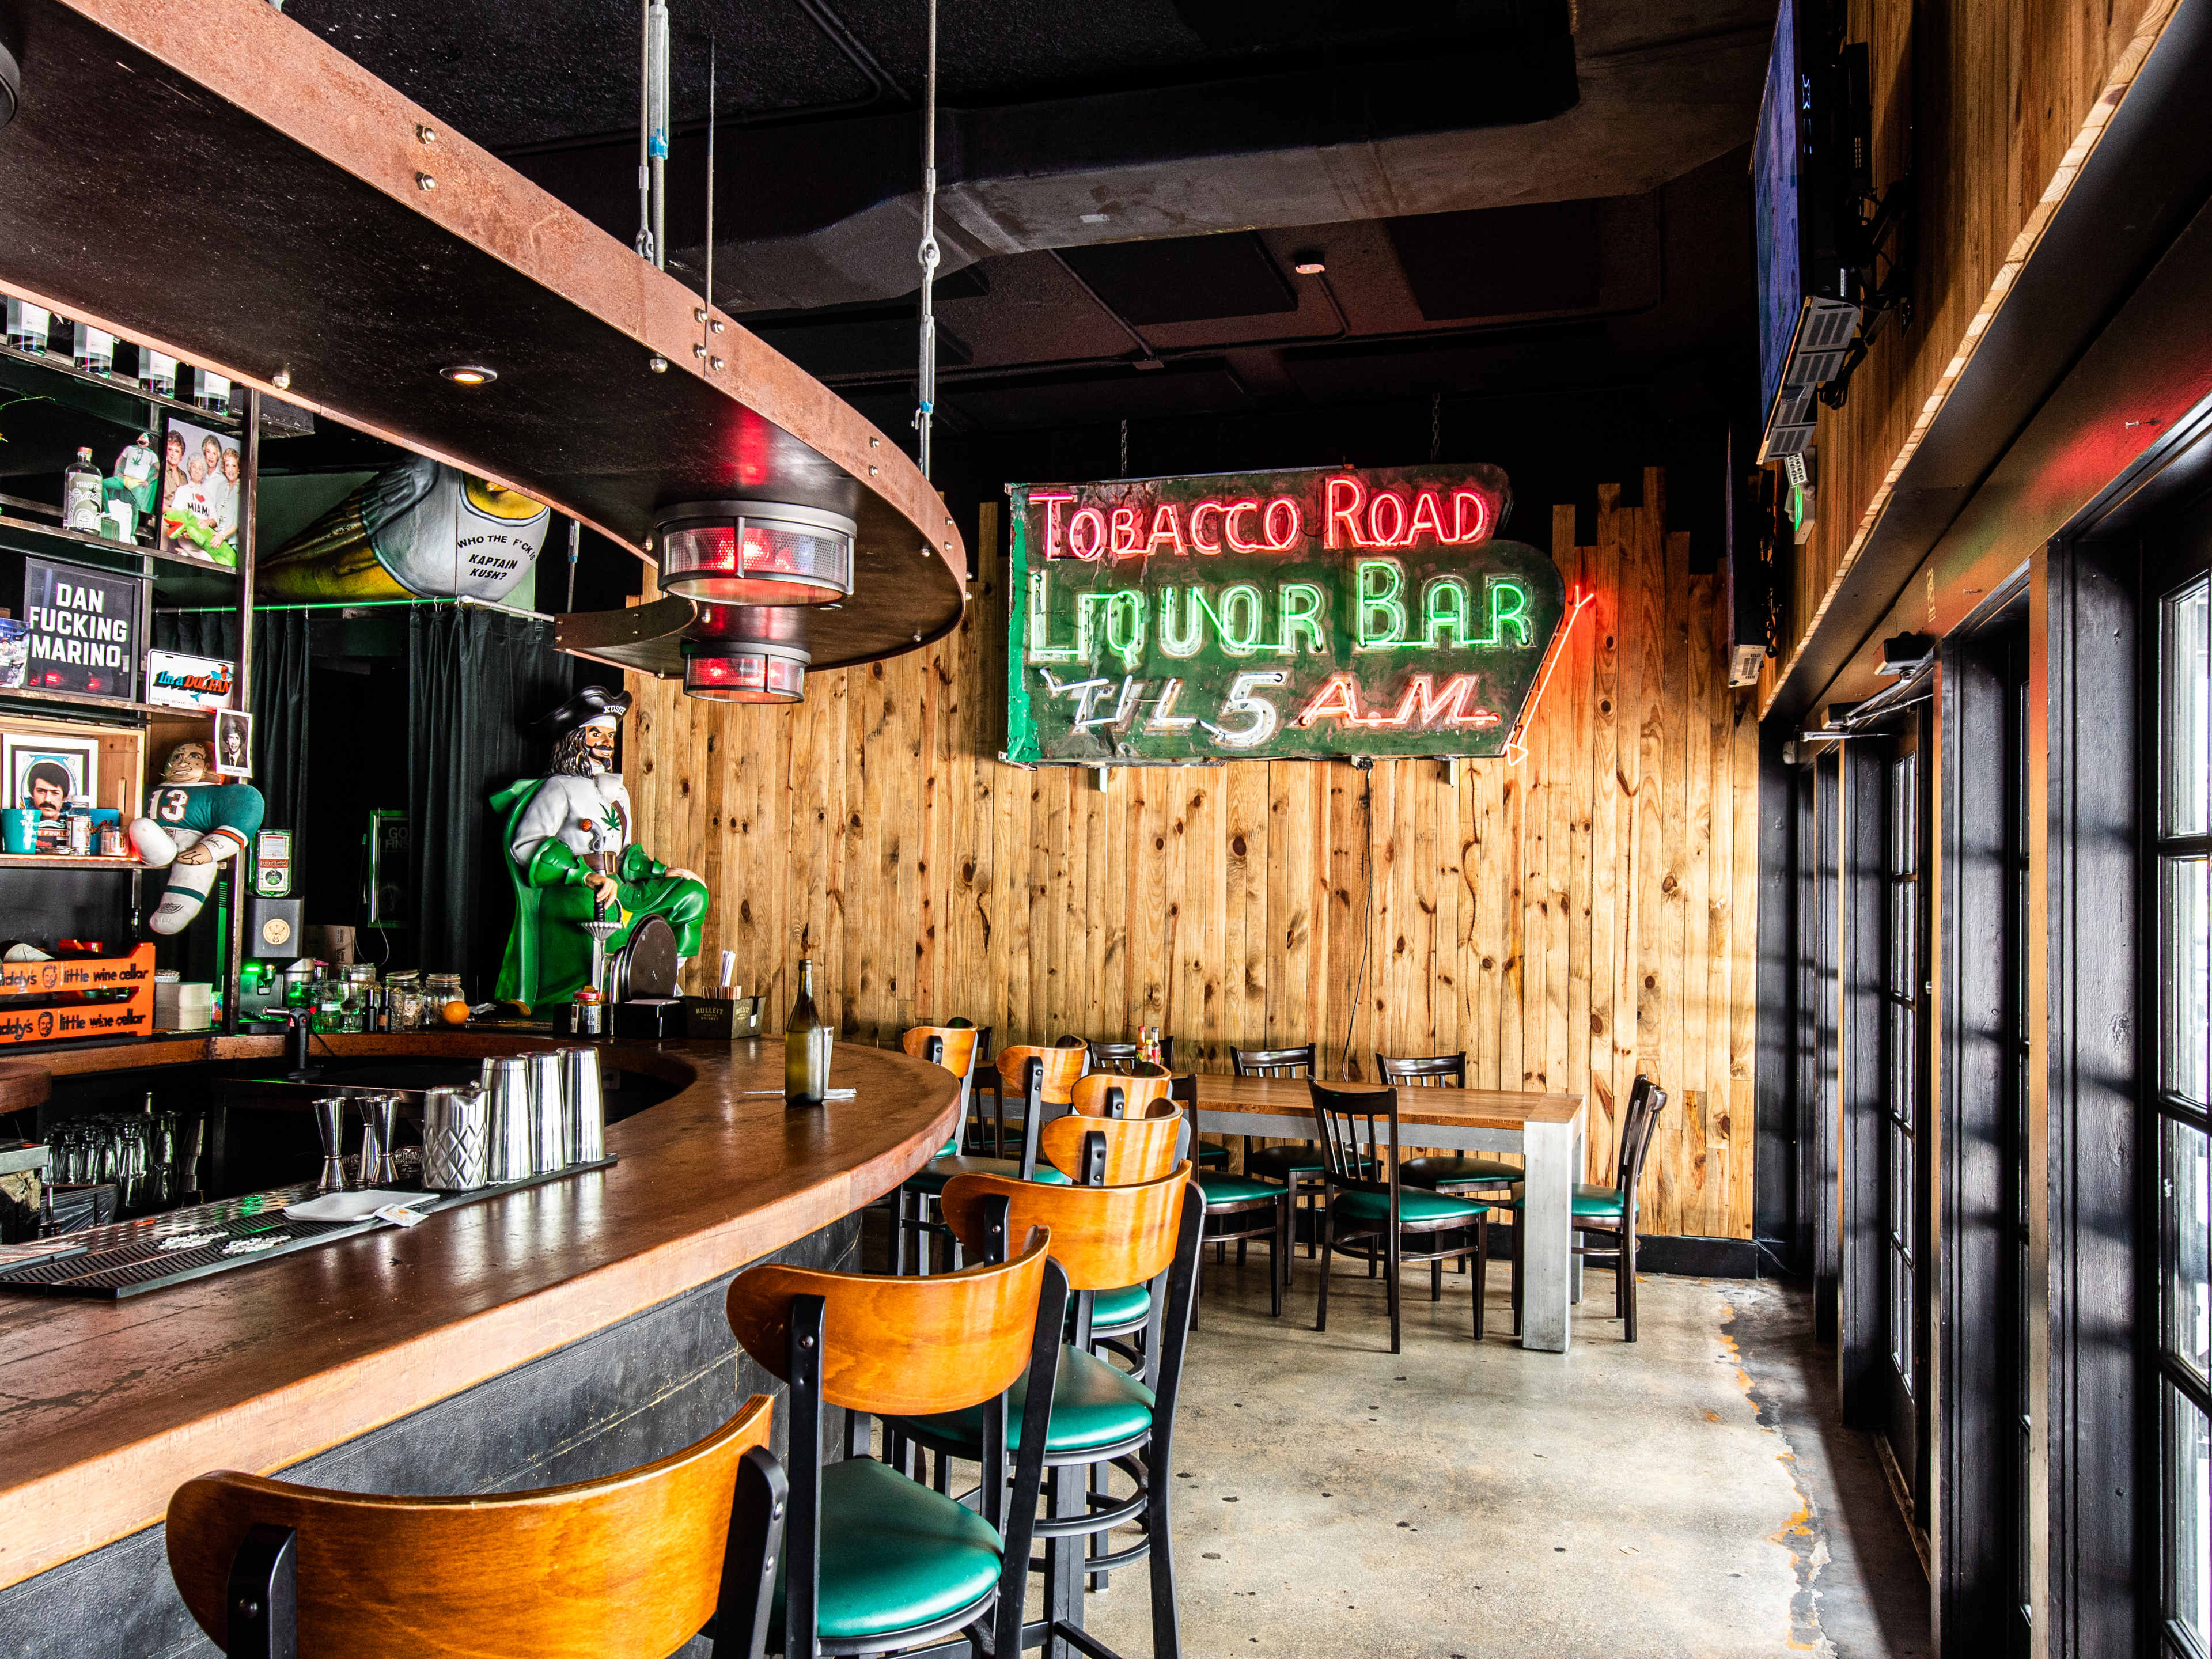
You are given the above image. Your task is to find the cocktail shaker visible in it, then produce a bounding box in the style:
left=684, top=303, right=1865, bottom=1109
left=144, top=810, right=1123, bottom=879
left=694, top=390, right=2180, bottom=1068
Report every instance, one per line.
left=419, top=1085, right=490, bottom=1191
left=357, top=1094, right=400, bottom=1187
left=526, top=1050, right=569, bottom=1173
left=560, top=1046, right=604, bottom=1164
left=312, top=1096, right=348, bottom=1194
left=482, top=1057, right=535, bottom=1183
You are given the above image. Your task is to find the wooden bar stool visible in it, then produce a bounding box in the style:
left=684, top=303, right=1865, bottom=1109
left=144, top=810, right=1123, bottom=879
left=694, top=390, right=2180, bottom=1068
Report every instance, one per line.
left=1378, top=1051, right=1522, bottom=1298
left=980, top=1043, right=1086, bottom=1162
left=727, top=1223, right=1067, bottom=1658
left=166, top=1393, right=785, bottom=1659
left=1512, top=1075, right=1669, bottom=1342
left=1232, top=1043, right=1327, bottom=1255
left=1172, top=1073, right=1290, bottom=1321
left=1310, top=1080, right=1490, bottom=1353
left=1061, top=1075, right=1188, bottom=1356
left=894, top=1047, right=1083, bottom=1277
left=888, top=1162, right=1204, bottom=1659
left=889, top=1026, right=983, bottom=1274
left=1089, top=1036, right=1227, bottom=1166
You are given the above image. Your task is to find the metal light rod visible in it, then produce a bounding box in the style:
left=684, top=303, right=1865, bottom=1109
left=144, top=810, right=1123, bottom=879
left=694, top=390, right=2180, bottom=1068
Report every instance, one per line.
left=913, top=0, right=940, bottom=479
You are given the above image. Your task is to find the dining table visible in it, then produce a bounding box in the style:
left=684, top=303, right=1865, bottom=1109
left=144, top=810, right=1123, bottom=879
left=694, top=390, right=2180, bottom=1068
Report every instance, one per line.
left=1179, top=1073, right=1590, bottom=1352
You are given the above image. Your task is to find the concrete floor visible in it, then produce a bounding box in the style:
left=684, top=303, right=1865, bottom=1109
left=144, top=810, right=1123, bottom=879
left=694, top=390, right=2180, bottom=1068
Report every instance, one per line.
left=1063, top=1252, right=1934, bottom=1659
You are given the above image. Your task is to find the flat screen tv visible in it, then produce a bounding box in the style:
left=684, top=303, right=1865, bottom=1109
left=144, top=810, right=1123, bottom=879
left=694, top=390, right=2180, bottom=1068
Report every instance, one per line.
left=1752, top=0, right=1861, bottom=462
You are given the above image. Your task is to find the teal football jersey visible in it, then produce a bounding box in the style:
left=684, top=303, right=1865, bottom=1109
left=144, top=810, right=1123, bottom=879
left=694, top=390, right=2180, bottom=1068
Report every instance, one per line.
left=144, top=780, right=264, bottom=842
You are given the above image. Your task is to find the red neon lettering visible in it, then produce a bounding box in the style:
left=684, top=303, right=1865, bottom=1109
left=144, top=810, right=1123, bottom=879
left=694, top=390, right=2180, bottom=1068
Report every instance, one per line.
left=1366, top=491, right=1408, bottom=547
left=1505, top=582, right=1596, bottom=764
left=1450, top=489, right=1491, bottom=544
left=1389, top=673, right=1475, bottom=726
left=1067, top=506, right=1107, bottom=560
left=1324, top=476, right=1365, bottom=549
left=1034, top=490, right=1075, bottom=559
left=1189, top=501, right=1224, bottom=553
left=1224, top=498, right=1264, bottom=552
left=1262, top=497, right=1301, bottom=550
left=1109, top=505, right=1142, bottom=558
left=1294, top=674, right=1364, bottom=727
left=1406, top=490, right=1449, bottom=546
left=1146, top=503, right=1188, bottom=556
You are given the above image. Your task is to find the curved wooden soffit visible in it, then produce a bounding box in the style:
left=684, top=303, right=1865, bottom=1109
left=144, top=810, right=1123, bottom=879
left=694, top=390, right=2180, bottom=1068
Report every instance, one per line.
left=0, top=0, right=966, bottom=668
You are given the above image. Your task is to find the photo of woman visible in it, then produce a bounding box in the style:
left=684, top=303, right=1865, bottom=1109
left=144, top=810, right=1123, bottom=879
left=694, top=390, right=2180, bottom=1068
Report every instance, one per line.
left=159, top=415, right=243, bottom=568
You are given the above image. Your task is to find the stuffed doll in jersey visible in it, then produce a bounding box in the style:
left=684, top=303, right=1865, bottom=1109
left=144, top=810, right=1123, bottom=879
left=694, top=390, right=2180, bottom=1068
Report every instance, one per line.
left=129, top=741, right=265, bottom=935
left=491, top=686, right=707, bottom=1005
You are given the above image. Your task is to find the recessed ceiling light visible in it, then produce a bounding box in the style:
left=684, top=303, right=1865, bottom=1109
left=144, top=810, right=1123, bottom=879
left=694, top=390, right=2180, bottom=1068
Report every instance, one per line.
left=1293, top=260, right=1327, bottom=276
left=440, top=365, right=496, bottom=385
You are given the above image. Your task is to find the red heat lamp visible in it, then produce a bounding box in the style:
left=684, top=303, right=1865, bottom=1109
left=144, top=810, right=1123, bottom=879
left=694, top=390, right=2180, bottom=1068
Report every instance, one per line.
left=653, top=501, right=855, bottom=605
left=680, top=606, right=810, bottom=704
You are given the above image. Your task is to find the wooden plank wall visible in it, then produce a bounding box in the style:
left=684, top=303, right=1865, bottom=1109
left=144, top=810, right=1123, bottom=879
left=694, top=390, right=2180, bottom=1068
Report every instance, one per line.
left=625, top=468, right=1761, bottom=1240
left=1779, top=0, right=2178, bottom=676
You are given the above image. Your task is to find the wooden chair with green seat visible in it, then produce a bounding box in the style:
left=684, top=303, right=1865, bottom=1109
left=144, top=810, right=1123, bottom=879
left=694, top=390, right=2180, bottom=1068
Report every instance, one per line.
left=1512, top=1074, right=1669, bottom=1342
left=166, top=1393, right=786, bottom=1659
left=886, top=1162, right=1204, bottom=1659
left=1086, top=1036, right=1226, bottom=1166
left=1232, top=1043, right=1327, bottom=1253
left=1054, top=1078, right=1189, bottom=1357
left=1378, top=1051, right=1522, bottom=1299
left=1171, top=1072, right=1290, bottom=1321
left=1310, top=1079, right=1490, bottom=1352
left=888, top=1025, right=982, bottom=1275
left=970, top=1042, right=1086, bottom=1162
left=895, top=1046, right=1085, bottom=1275
left=726, top=1219, right=1067, bottom=1659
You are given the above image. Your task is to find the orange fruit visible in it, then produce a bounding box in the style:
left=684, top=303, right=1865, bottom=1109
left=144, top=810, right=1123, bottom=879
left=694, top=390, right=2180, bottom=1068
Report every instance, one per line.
left=440, top=998, right=470, bottom=1026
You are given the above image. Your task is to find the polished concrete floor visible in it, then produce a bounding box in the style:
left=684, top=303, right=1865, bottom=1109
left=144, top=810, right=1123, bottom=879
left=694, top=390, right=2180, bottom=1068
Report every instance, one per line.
left=1068, top=1251, right=1934, bottom=1659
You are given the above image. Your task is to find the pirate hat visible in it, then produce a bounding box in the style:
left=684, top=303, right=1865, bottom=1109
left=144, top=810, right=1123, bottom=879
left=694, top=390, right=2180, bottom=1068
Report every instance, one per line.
left=533, top=685, right=633, bottom=738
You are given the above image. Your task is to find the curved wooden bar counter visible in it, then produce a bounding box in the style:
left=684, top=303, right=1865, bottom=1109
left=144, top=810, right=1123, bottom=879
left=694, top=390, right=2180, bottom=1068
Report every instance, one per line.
left=0, top=1033, right=957, bottom=1610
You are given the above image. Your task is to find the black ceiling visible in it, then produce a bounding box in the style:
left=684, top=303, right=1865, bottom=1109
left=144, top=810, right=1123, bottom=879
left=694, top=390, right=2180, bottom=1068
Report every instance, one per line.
left=278, top=0, right=1774, bottom=475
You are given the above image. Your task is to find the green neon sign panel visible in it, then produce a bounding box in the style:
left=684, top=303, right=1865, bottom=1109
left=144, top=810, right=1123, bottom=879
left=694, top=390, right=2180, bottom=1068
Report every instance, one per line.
left=1005, top=464, right=1567, bottom=763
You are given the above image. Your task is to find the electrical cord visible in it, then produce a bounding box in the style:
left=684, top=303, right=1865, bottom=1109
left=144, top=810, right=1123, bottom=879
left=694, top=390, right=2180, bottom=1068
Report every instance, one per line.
left=1339, top=757, right=1375, bottom=1078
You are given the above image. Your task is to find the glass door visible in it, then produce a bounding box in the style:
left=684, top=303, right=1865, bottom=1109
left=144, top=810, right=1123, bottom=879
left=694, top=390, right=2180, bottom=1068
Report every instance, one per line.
left=2153, top=573, right=2212, bottom=1659
left=2004, top=624, right=2035, bottom=1642
left=1882, top=717, right=1930, bottom=1509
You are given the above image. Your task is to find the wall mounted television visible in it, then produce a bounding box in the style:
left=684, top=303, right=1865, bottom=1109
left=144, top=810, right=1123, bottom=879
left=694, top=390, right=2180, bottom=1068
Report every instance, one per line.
left=1753, top=0, right=1866, bottom=463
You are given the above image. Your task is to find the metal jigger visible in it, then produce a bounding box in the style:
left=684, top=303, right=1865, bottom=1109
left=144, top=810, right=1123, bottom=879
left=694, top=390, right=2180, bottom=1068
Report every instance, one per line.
left=312, top=1097, right=349, bottom=1194
left=357, top=1094, right=400, bottom=1188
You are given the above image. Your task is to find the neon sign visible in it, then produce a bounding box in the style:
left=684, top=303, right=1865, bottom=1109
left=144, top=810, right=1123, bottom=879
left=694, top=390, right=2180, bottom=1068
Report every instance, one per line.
left=1006, top=464, right=1566, bottom=763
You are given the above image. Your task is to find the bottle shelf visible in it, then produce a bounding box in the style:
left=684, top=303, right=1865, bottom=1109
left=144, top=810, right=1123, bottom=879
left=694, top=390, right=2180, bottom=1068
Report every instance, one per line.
left=0, top=340, right=241, bottom=433
left=0, top=684, right=166, bottom=719
left=0, top=504, right=239, bottom=578
left=0, top=854, right=142, bottom=871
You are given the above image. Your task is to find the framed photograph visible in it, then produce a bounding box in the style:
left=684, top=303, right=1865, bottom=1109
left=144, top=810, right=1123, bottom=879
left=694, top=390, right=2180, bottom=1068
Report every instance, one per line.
left=158, top=415, right=245, bottom=569
left=213, top=709, right=252, bottom=779
left=2, top=733, right=99, bottom=851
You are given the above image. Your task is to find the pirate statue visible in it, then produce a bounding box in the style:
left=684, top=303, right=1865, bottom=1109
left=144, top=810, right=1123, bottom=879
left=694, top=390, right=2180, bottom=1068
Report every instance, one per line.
left=129, top=741, right=267, bottom=935
left=492, top=686, right=707, bottom=1005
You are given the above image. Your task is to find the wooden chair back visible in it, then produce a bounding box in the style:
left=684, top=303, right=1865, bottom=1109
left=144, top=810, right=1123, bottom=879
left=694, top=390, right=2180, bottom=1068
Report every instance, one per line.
left=994, top=1043, right=1085, bottom=1105
left=1610, top=1075, right=1669, bottom=1200
left=903, top=1024, right=980, bottom=1084
left=1070, top=1071, right=1174, bottom=1119
left=1039, top=1110, right=1185, bottom=1185
left=167, top=1394, right=780, bottom=1659
left=1233, top=1043, right=1315, bottom=1078
left=1309, top=1080, right=1401, bottom=1203
left=1374, top=1051, right=1467, bottom=1088
left=727, top=1231, right=1052, bottom=1417
left=942, top=1163, right=1194, bottom=1294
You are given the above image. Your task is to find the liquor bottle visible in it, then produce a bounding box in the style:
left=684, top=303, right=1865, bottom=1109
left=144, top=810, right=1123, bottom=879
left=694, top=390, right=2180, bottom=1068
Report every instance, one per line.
left=785, top=957, right=832, bottom=1107
left=63, top=448, right=103, bottom=532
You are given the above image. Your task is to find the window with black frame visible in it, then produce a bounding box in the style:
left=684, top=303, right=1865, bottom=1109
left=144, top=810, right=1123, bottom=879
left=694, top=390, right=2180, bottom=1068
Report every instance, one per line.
left=2154, top=573, right=2212, bottom=1659
left=1883, top=737, right=1925, bottom=1496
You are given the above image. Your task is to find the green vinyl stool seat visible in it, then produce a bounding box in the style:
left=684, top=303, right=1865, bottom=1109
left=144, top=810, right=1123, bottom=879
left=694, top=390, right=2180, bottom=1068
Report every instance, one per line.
left=1400, top=1154, right=1521, bottom=1190
left=768, top=1430, right=1007, bottom=1642
left=904, top=1154, right=1074, bottom=1195
left=1089, top=1280, right=1150, bottom=1333
left=1331, top=1187, right=1485, bottom=1227
left=1192, top=1141, right=1230, bottom=1166
left=900, top=1344, right=1157, bottom=1458
left=1510, top=1181, right=1630, bottom=1221
left=1193, top=1171, right=1282, bottom=1204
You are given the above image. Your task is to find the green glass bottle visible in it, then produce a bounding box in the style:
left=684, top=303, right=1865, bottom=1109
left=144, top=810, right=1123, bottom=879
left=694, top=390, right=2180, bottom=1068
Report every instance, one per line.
left=785, top=958, right=832, bottom=1107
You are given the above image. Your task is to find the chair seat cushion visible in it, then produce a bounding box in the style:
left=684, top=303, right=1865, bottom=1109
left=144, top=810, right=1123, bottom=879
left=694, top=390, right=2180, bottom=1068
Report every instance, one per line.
left=1332, top=1187, right=1483, bottom=1226
left=1400, top=1154, right=1520, bottom=1190
left=902, top=1345, right=1157, bottom=1457
left=904, top=1154, right=1073, bottom=1195
left=1194, top=1141, right=1230, bottom=1166
left=770, top=1455, right=1002, bottom=1640
left=1089, top=1281, right=1150, bottom=1332
left=1513, top=1182, right=1628, bottom=1219
left=1196, top=1171, right=1283, bottom=1206
left=1245, top=1145, right=1373, bottom=1180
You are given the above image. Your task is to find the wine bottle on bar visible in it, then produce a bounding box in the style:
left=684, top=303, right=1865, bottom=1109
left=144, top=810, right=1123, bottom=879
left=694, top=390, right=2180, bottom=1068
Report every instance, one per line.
left=785, top=957, right=832, bottom=1107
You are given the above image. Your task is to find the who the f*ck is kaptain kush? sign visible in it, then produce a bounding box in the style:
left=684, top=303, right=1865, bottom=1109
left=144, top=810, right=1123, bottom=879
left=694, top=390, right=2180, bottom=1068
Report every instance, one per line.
left=1005, top=464, right=1569, bottom=764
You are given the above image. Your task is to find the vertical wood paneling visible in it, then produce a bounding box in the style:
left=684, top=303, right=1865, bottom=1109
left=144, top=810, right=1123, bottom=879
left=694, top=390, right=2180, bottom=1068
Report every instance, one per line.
left=626, top=471, right=1759, bottom=1238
